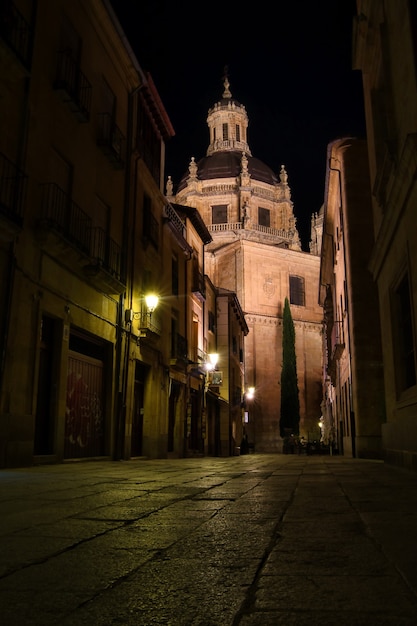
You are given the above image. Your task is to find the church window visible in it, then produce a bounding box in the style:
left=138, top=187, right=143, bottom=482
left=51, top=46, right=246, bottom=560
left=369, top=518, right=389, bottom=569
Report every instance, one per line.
left=290, top=275, right=305, bottom=306
left=236, top=124, right=240, bottom=141
left=212, top=204, right=227, bottom=224
left=213, top=127, right=216, bottom=141
left=392, top=270, right=416, bottom=393
left=258, top=207, right=270, bottom=227
left=222, top=123, right=228, bottom=141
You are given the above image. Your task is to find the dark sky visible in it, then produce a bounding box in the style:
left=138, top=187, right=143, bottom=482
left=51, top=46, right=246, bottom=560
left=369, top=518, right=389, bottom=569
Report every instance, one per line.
left=110, top=1, right=366, bottom=250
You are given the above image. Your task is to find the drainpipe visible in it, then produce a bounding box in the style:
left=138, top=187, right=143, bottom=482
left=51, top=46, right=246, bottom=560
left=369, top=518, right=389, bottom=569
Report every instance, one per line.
left=114, top=86, right=142, bottom=460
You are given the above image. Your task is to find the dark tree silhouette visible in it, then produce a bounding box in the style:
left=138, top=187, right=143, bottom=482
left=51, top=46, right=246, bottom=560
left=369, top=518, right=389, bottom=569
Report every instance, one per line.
left=279, top=297, right=300, bottom=437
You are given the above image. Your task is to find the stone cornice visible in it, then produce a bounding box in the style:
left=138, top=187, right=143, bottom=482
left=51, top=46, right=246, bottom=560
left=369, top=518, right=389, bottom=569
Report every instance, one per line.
left=245, top=314, right=322, bottom=333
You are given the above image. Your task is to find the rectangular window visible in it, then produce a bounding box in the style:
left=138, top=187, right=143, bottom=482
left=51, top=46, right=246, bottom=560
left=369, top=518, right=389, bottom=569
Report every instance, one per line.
left=258, top=207, right=270, bottom=227
left=290, top=275, right=305, bottom=306
left=142, top=193, right=159, bottom=249
left=172, top=254, right=179, bottom=296
left=59, top=16, right=81, bottom=63
left=101, top=78, right=116, bottom=120
left=171, top=311, right=178, bottom=359
left=212, top=204, right=227, bottom=224
left=236, top=124, right=240, bottom=141
left=392, top=271, right=416, bottom=393
left=208, top=310, right=215, bottom=333
left=222, top=123, right=228, bottom=141
left=137, top=94, right=161, bottom=185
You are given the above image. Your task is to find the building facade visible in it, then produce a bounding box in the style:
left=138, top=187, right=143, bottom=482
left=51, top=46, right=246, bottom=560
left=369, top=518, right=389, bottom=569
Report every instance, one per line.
left=353, top=1, right=417, bottom=470
left=0, top=0, right=250, bottom=467
left=1, top=0, right=149, bottom=466
left=320, top=138, right=385, bottom=458
left=170, top=78, right=324, bottom=452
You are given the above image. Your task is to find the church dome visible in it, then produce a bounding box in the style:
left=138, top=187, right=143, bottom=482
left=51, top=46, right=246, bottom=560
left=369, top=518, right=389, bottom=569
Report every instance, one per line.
left=177, top=151, right=279, bottom=192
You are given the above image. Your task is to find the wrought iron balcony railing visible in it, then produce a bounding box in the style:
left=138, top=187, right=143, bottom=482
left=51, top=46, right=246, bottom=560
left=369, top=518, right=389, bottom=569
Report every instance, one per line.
left=89, top=226, right=123, bottom=281
left=171, top=332, right=188, bottom=363
left=39, top=183, right=91, bottom=254
left=53, top=51, right=92, bottom=122
left=97, top=113, right=126, bottom=169
left=0, top=0, right=32, bottom=69
left=137, top=311, right=161, bottom=338
left=191, top=268, right=206, bottom=301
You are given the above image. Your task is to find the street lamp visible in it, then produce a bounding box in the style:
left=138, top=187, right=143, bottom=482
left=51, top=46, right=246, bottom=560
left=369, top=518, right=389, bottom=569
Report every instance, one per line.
left=205, top=352, right=218, bottom=373
left=125, top=293, right=160, bottom=340
left=144, top=293, right=158, bottom=319
left=318, top=417, right=323, bottom=442
left=246, top=386, right=255, bottom=400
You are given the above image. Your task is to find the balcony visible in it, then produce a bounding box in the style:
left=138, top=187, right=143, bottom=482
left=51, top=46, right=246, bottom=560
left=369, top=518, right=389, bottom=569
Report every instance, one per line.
left=191, top=267, right=206, bottom=302
left=36, top=184, right=125, bottom=294
left=97, top=114, right=126, bottom=169
left=0, top=0, right=32, bottom=71
left=170, top=333, right=188, bottom=366
left=331, top=321, right=345, bottom=361
left=163, top=204, right=192, bottom=255
left=0, top=152, right=25, bottom=241
left=136, top=311, right=161, bottom=339
left=37, top=183, right=91, bottom=255
left=83, top=227, right=126, bottom=294
left=53, top=51, right=91, bottom=122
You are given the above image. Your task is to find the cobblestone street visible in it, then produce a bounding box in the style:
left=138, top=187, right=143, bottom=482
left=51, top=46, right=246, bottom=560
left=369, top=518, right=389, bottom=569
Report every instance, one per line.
left=1, top=455, right=416, bottom=625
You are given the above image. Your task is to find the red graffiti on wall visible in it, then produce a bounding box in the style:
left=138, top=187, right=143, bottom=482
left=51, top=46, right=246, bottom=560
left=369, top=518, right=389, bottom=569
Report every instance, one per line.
left=66, top=370, right=102, bottom=448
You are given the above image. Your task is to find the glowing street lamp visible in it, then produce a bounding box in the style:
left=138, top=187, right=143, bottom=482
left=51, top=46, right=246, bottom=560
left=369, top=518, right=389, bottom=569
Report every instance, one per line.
left=205, top=353, right=219, bottom=372
left=246, top=386, right=255, bottom=400
left=145, top=293, right=159, bottom=318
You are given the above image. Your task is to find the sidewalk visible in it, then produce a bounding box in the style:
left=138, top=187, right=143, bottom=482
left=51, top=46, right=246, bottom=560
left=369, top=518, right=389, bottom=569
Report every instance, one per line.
left=0, top=455, right=416, bottom=625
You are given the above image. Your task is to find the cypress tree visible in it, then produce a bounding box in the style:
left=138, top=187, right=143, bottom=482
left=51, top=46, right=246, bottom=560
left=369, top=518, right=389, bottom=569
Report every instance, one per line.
left=279, top=297, right=300, bottom=437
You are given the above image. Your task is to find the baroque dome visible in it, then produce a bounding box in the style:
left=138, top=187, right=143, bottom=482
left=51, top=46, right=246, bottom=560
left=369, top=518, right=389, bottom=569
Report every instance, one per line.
left=177, top=151, right=279, bottom=192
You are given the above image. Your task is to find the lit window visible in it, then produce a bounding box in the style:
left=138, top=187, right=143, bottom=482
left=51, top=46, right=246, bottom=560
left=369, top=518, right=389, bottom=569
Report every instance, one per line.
left=172, top=254, right=178, bottom=295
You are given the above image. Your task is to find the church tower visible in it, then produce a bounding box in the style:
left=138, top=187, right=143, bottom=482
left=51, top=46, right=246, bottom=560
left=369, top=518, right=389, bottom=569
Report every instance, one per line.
left=168, top=76, right=324, bottom=452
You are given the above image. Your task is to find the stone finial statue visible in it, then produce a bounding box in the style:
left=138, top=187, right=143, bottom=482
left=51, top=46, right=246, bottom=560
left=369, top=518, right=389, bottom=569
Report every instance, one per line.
left=189, top=157, right=198, bottom=179
left=223, top=65, right=232, bottom=99
left=280, top=164, right=288, bottom=185
left=241, top=151, right=248, bottom=174
left=166, top=175, right=173, bottom=197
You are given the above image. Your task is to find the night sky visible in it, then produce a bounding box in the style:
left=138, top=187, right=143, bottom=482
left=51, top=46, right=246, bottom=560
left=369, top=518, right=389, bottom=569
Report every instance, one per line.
left=109, top=1, right=366, bottom=250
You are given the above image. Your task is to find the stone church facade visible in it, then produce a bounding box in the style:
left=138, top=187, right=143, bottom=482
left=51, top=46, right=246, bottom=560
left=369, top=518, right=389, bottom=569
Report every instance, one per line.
left=168, top=78, right=324, bottom=452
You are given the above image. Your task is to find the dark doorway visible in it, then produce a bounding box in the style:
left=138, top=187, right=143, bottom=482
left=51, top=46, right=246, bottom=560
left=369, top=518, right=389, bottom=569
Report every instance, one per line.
left=34, top=316, right=56, bottom=455
left=132, top=362, right=147, bottom=457
left=188, top=388, right=202, bottom=453
left=168, top=380, right=181, bottom=452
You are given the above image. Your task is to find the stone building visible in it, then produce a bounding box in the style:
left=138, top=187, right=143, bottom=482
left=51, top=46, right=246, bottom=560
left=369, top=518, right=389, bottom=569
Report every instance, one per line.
left=0, top=0, right=251, bottom=468
left=169, top=77, right=324, bottom=452
left=353, top=1, right=417, bottom=470
left=0, top=0, right=179, bottom=467
left=320, top=138, right=385, bottom=458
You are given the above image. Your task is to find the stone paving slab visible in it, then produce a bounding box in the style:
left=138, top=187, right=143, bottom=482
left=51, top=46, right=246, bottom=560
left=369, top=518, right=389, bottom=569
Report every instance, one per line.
left=0, top=455, right=416, bottom=625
